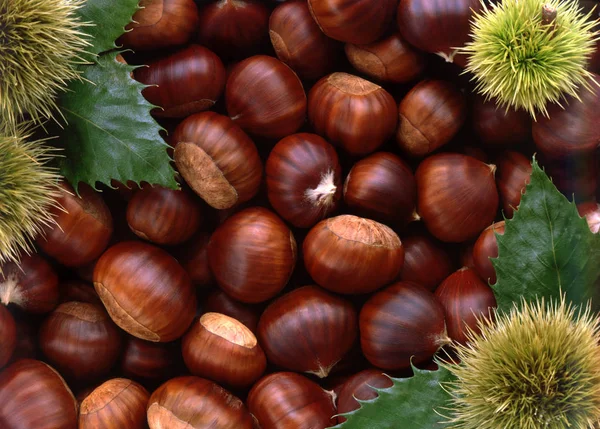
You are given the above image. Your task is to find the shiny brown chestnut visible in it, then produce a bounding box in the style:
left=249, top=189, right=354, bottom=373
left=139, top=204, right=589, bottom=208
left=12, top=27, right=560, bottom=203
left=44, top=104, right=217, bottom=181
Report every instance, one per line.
left=360, top=282, right=450, bottom=370
left=435, top=267, right=497, bottom=344
left=307, top=0, right=397, bottom=44
left=266, top=133, right=342, bottom=228
left=59, top=280, right=102, bottom=306
left=226, top=55, right=307, bottom=139
left=247, top=372, right=337, bottom=429
left=396, top=80, right=467, bottom=157
left=208, top=207, right=297, bottom=303
left=135, top=45, right=226, bottom=118
left=79, top=379, right=150, bottom=429
left=578, top=202, right=600, bottom=234
left=343, top=152, right=417, bottom=226
left=345, top=32, right=427, bottom=83
left=121, top=336, right=179, bottom=382
left=175, top=231, right=214, bottom=288
left=119, top=0, right=199, bottom=51
left=0, top=305, right=16, bottom=368
left=269, top=0, right=341, bottom=81
left=173, top=112, right=263, bottom=210
left=182, top=313, right=266, bottom=388
left=473, top=221, right=506, bottom=285
left=257, top=285, right=357, bottom=378
left=495, top=151, right=532, bottom=218
left=0, top=359, right=78, bottom=429
left=204, top=289, right=261, bottom=333
left=399, top=233, right=454, bottom=291
left=416, top=153, right=499, bottom=242
left=94, top=241, right=197, bottom=342
left=472, top=96, right=532, bottom=147
left=303, top=215, right=404, bottom=294
left=336, top=369, right=394, bottom=422
left=7, top=318, right=38, bottom=364
left=308, top=72, right=397, bottom=156
left=0, top=253, right=59, bottom=313
left=37, top=181, right=113, bottom=267
left=147, top=376, right=255, bottom=429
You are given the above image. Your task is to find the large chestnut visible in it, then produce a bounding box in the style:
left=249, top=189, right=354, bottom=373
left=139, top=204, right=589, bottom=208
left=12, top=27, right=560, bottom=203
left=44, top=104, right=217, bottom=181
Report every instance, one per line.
left=147, top=376, right=255, bottom=429
left=226, top=55, right=307, bottom=139
left=121, top=336, right=179, bottom=382
left=94, top=241, right=197, bottom=342
left=495, top=151, right=532, bottom=218
left=135, top=45, right=226, bottom=118
left=308, top=72, right=397, bottom=156
left=399, top=232, right=454, bottom=291
left=578, top=202, right=600, bottom=234
left=336, top=369, right=394, bottom=422
left=472, top=96, right=532, bottom=147
left=266, top=133, right=342, bottom=228
left=473, top=221, right=506, bottom=285
left=360, top=281, right=450, bottom=370
left=247, top=372, right=337, bottom=429
left=303, top=215, right=404, bottom=294
left=415, top=153, right=499, bottom=242
left=208, top=207, right=297, bottom=303
left=204, top=289, right=261, bottom=333
left=173, top=112, right=263, bottom=210
left=0, top=305, right=16, bottom=368
left=257, top=285, right=357, bottom=378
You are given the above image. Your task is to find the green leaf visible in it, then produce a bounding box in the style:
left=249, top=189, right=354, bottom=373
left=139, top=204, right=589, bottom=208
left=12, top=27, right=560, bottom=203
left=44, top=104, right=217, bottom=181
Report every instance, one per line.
left=492, top=157, right=600, bottom=312
left=56, top=51, right=178, bottom=192
left=332, top=365, right=455, bottom=429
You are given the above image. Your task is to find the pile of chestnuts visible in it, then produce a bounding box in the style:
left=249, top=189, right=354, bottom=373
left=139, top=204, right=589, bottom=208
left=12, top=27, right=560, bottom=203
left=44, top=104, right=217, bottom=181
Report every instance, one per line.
left=1, top=0, right=599, bottom=428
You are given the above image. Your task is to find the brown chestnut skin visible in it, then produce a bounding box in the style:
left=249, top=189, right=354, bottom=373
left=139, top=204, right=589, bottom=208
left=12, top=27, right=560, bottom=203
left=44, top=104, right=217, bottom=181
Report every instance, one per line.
left=135, top=45, right=226, bottom=118
left=399, top=233, right=454, bottom=291
left=343, top=152, right=417, bottom=226
left=307, top=0, right=397, bottom=44
left=119, top=0, right=199, bottom=51
left=0, top=359, right=78, bottom=429
left=175, top=231, right=214, bottom=288
left=473, top=221, right=506, bottom=285
left=345, top=32, right=426, bottom=83
left=269, top=0, right=341, bottom=81
left=173, top=112, right=263, bottom=210
left=147, top=376, right=255, bottom=429
left=94, top=241, right=197, bottom=342
left=204, top=289, right=261, bottom=333
left=266, top=133, right=342, bottom=228
left=0, top=253, right=59, bottom=313
left=257, top=285, right=357, bottom=378
left=435, top=267, right=497, bottom=345
left=360, top=281, right=450, bottom=370
left=126, top=186, right=203, bottom=245
left=208, top=207, right=297, bottom=303
left=121, top=336, right=179, bottom=382
left=308, top=72, right=397, bottom=156
left=37, top=181, right=113, bottom=267
left=197, top=0, right=270, bottom=61
left=182, top=313, right=267, bottom=388
left=336, top=369, right=394, bottom=422
left=79, top=378, right=150, bottom=429
left=59, top=280, right=102, bottom=306
left=415, top=153, right=499, bottom=243
left=578, top=202, right=600, bottom=234
left=247, top=372, right=337, bottom=429
left=495, top=151, right=532, bottom=218
left=396, top=80, right=467, bottom=157
left=0, top=305, right=16, bottom=368
left=472, top=96, right=532, bottom=147
left=226, top=55, right=307, bottom=139
left=303, top=215, right=404, bottom=294
left=39, top=301, right=122, bottom=382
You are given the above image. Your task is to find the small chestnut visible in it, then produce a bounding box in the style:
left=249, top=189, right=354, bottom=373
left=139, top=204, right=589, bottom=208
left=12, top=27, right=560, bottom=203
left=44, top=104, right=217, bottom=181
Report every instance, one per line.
left=399, top=232, right=454, bottom=291
left=121, top=336, right=179, bottom=383
left=0, top=305, right=16, bottom=368
left=336, top=369, right=394, bottom=422
left=578, top=202, right=600, bottom=234
left=473, top=221, right=506, bottom=284
left=59, top=280, right=101, bottom=306
left=495, top=151, right=532, bottom=218
left=203, top=289, right=261, bottom=333
left=472, top=96, right=532, bottom=147
left=175, top=231, right=214, bottom=288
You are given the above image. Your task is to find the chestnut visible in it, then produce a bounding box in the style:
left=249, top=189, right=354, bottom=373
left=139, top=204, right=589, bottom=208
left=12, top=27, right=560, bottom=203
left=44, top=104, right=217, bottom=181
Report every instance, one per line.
left=37, top=181, right=113, bottom=267
left=0, top=359, right=78, bottom=428
left=204, top=289, right=261, bottom=333
left=360, top=281, right=450, bottom=370
left=7, top=317, right=38, bottom=364
left=59, top=280, right=102, bottom=306
left=308, top=72, right=397, bottom=156
left=257, top=285, right=357, bottom=378
left=435, top=267, right=497, bottom=344
left=495, top=151, right=532, bottom=218
left=119, top=0, right=199, bottom=50
left=182, top=313, right=266, bottom=388
left=303, top=215, right=404, bottom=294
left=396, top=80, right=467, bottom=157
left=226, top=55, right=307, bottom=139
left=345, top=32, right=427, bottom=83
left=269, top=0, right=341, bottom=81
left=343, top=152, right=417, bottom=226
left=94, top=241, right=197, bottom=342
left=175, top=231, right=214, bottom=288
left=399, top=232, right=454, bottom=291
left=415, top=153, right=499, bottom=242
left=0, top=253, right=59, bottom=313
left=147, top=376, right=255, bottom=429
left=126, top=186, right=203, bottom=245
left=473, top=221, right=506, bottom=285
left=135, top=45, right=226, bottom=118
left=336, top=369, right=394, bottom=422
left=0, top=305, right=16, bottom=368
left=578, top=202, right=600, bottom=234
left=79, top=378, right=150, bottom=429
left=247, top=372, right=337, bottom=429
left=266, top=133, right=342, bottom=228
left=39, top=301, right=122, bottom=382
left=173, top=112, right=263, bottom=210
left=472, top=96, right=532, bottom=147
left=121, top=336, right=179, bottom=382
left=208, top=207, right=297, bottom=303
left=307, top=0, right=397, bottom=44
